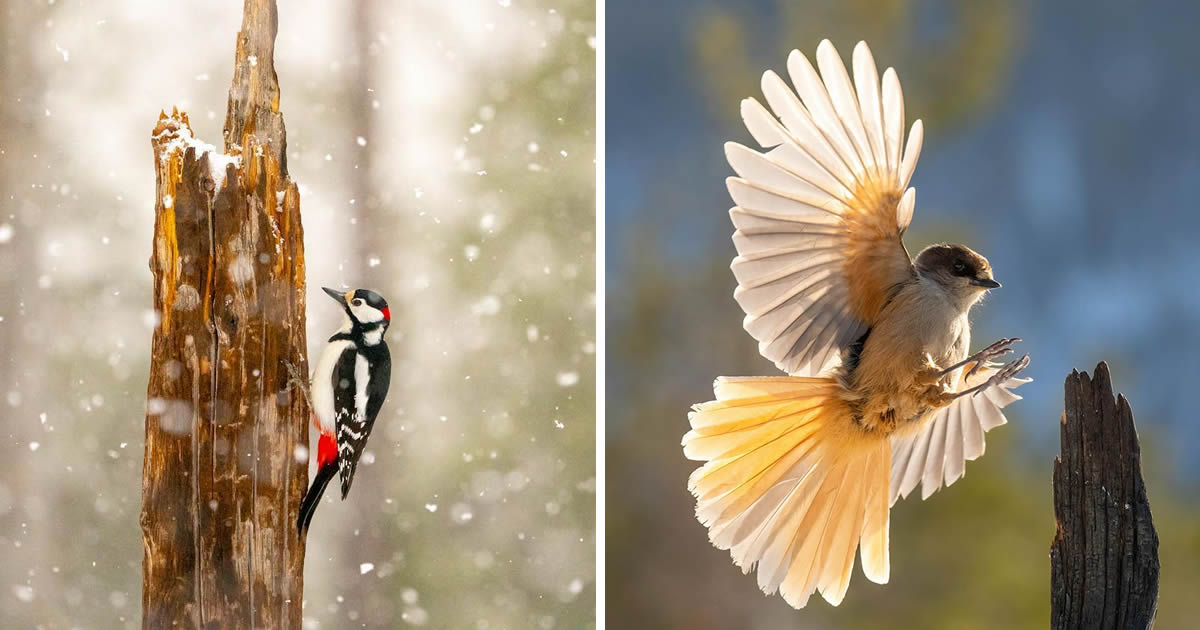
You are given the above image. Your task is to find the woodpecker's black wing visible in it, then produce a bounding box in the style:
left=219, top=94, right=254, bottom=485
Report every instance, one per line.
left=362, top=344, right=391, bottom=430
left=332, top=342, right=391, bottom=499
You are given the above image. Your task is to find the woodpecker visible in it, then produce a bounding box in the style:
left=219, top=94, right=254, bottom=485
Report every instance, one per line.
left=298, top=286, right=392, bottom=534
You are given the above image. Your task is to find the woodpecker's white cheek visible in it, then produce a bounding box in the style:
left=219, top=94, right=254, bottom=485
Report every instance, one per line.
left=350, top=303, right=385, bottom=323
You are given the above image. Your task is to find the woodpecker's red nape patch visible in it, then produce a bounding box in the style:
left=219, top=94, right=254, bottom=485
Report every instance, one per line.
left=381, top=306, right=391, bottom=321
left=317, top=432, right=338, bottom=469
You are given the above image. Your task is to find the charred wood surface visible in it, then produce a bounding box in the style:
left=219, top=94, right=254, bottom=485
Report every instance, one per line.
left=1051, top=362, right=1159, bottom=630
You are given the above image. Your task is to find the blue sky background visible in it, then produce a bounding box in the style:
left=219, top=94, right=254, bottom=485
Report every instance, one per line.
left=607, top=0, right=1200, bottom=476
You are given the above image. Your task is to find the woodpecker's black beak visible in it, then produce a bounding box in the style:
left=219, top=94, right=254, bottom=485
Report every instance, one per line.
left=971, top=277, right=1001, bottom=289
left=322, top=286, right=349, bottom=302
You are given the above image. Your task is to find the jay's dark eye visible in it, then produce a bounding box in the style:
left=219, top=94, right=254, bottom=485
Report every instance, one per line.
left=352, top=298, right=363, bottom=307
left=952, top=260, right=967, bottom=275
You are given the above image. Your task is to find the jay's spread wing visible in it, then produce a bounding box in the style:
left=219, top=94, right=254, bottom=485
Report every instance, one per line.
left=727, top=40, right=921, bottom=376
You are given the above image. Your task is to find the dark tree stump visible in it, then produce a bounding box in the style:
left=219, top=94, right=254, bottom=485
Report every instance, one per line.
left=139, top=0, right=308, bottom=627
left=1051, top=362, right=1159, bottom=630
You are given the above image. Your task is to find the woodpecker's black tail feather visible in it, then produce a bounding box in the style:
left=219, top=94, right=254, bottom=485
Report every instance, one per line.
left=298, top=464, right=337, bottom=535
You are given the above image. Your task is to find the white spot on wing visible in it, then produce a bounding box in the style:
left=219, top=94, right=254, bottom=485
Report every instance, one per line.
left=354, top=354, right=370, bottom=424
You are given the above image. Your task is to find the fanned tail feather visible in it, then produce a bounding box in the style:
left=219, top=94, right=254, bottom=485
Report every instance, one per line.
left=683, top=376, right=891, bottom=608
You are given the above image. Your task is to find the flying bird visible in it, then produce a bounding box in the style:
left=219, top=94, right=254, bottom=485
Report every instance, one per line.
left=683, top=40, right=1031, bottom=608
left=298, top=287, right=392, bottom=534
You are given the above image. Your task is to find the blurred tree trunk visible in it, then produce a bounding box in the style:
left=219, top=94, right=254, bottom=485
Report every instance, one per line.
left=350, top=0, right=386, bottom=289
left=335, top=3, right=388, bottom=615
left=139, top=1, right=309, bottom=627
left=1052, top=362, right=1159, bottom=629
left=0, top=0, right=26, bottom=471
left=0, top=4, right=44, bottom=622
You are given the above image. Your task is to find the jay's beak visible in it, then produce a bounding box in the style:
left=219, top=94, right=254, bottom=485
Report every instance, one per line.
left=970, top=277, right=1001, bottom=289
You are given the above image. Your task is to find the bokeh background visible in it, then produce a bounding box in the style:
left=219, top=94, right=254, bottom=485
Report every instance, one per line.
left=0, top=0, right=595, bottom=628
left=607, top=0, right=1200, bottom=628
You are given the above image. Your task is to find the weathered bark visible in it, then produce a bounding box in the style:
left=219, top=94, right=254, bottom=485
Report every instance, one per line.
left=140, top=0, right=308, bottom=627
left=1051, top=362, right=1159, bottom=630
left=224, top=0, right=287, bottom=170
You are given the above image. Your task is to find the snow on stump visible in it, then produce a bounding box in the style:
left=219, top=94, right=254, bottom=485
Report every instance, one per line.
left=140, top=0, right=309, bottom=627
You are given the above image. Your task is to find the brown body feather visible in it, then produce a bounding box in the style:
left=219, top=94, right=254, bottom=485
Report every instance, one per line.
left=839, top=277, right=971, bottom=434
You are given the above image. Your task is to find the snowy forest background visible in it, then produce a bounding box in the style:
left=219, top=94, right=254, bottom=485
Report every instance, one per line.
left=0, top=0, right=595, bottom=628
left=607, top=0, right=1200, bottom=628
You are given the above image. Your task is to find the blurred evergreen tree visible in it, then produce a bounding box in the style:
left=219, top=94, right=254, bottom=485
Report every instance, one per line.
left=692, top=0, right=1023, bottom=139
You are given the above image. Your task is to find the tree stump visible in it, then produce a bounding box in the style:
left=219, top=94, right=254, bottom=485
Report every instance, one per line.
left=139, top=0, right=308, bottom=627
left=1051, top=362, right=1159, bottom=629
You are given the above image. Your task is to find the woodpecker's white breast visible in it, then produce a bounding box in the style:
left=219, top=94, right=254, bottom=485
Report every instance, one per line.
left=311, top=338, right=353, bottom=433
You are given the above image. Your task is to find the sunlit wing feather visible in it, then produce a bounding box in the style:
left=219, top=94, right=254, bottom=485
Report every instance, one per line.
left=888, top=363, right=1032, bottom=504
left=728, top=40, right=922, bottom=376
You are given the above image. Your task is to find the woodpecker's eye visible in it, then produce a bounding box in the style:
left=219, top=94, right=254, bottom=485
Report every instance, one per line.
left=352, top=298, right=363, bottom=307
left=952, top=260, right=967, bottom=275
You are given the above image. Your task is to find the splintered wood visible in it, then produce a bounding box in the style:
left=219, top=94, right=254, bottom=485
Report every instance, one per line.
left=1051, top=362, right=1159, bottom=630
left=140, top=0, right=308, bottom=627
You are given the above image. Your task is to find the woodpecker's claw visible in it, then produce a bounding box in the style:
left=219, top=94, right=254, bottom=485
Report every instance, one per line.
left=284, top=360, right=313, bottom=409
left=973, top=353, right=1030, bottom=397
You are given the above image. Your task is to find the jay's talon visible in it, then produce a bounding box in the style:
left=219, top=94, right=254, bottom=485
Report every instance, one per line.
left=965, top=337, right=1020, bottom=378
left=974, top=354, right=1030, bottom=397
left=939, top=337, right=1020, bottom=379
